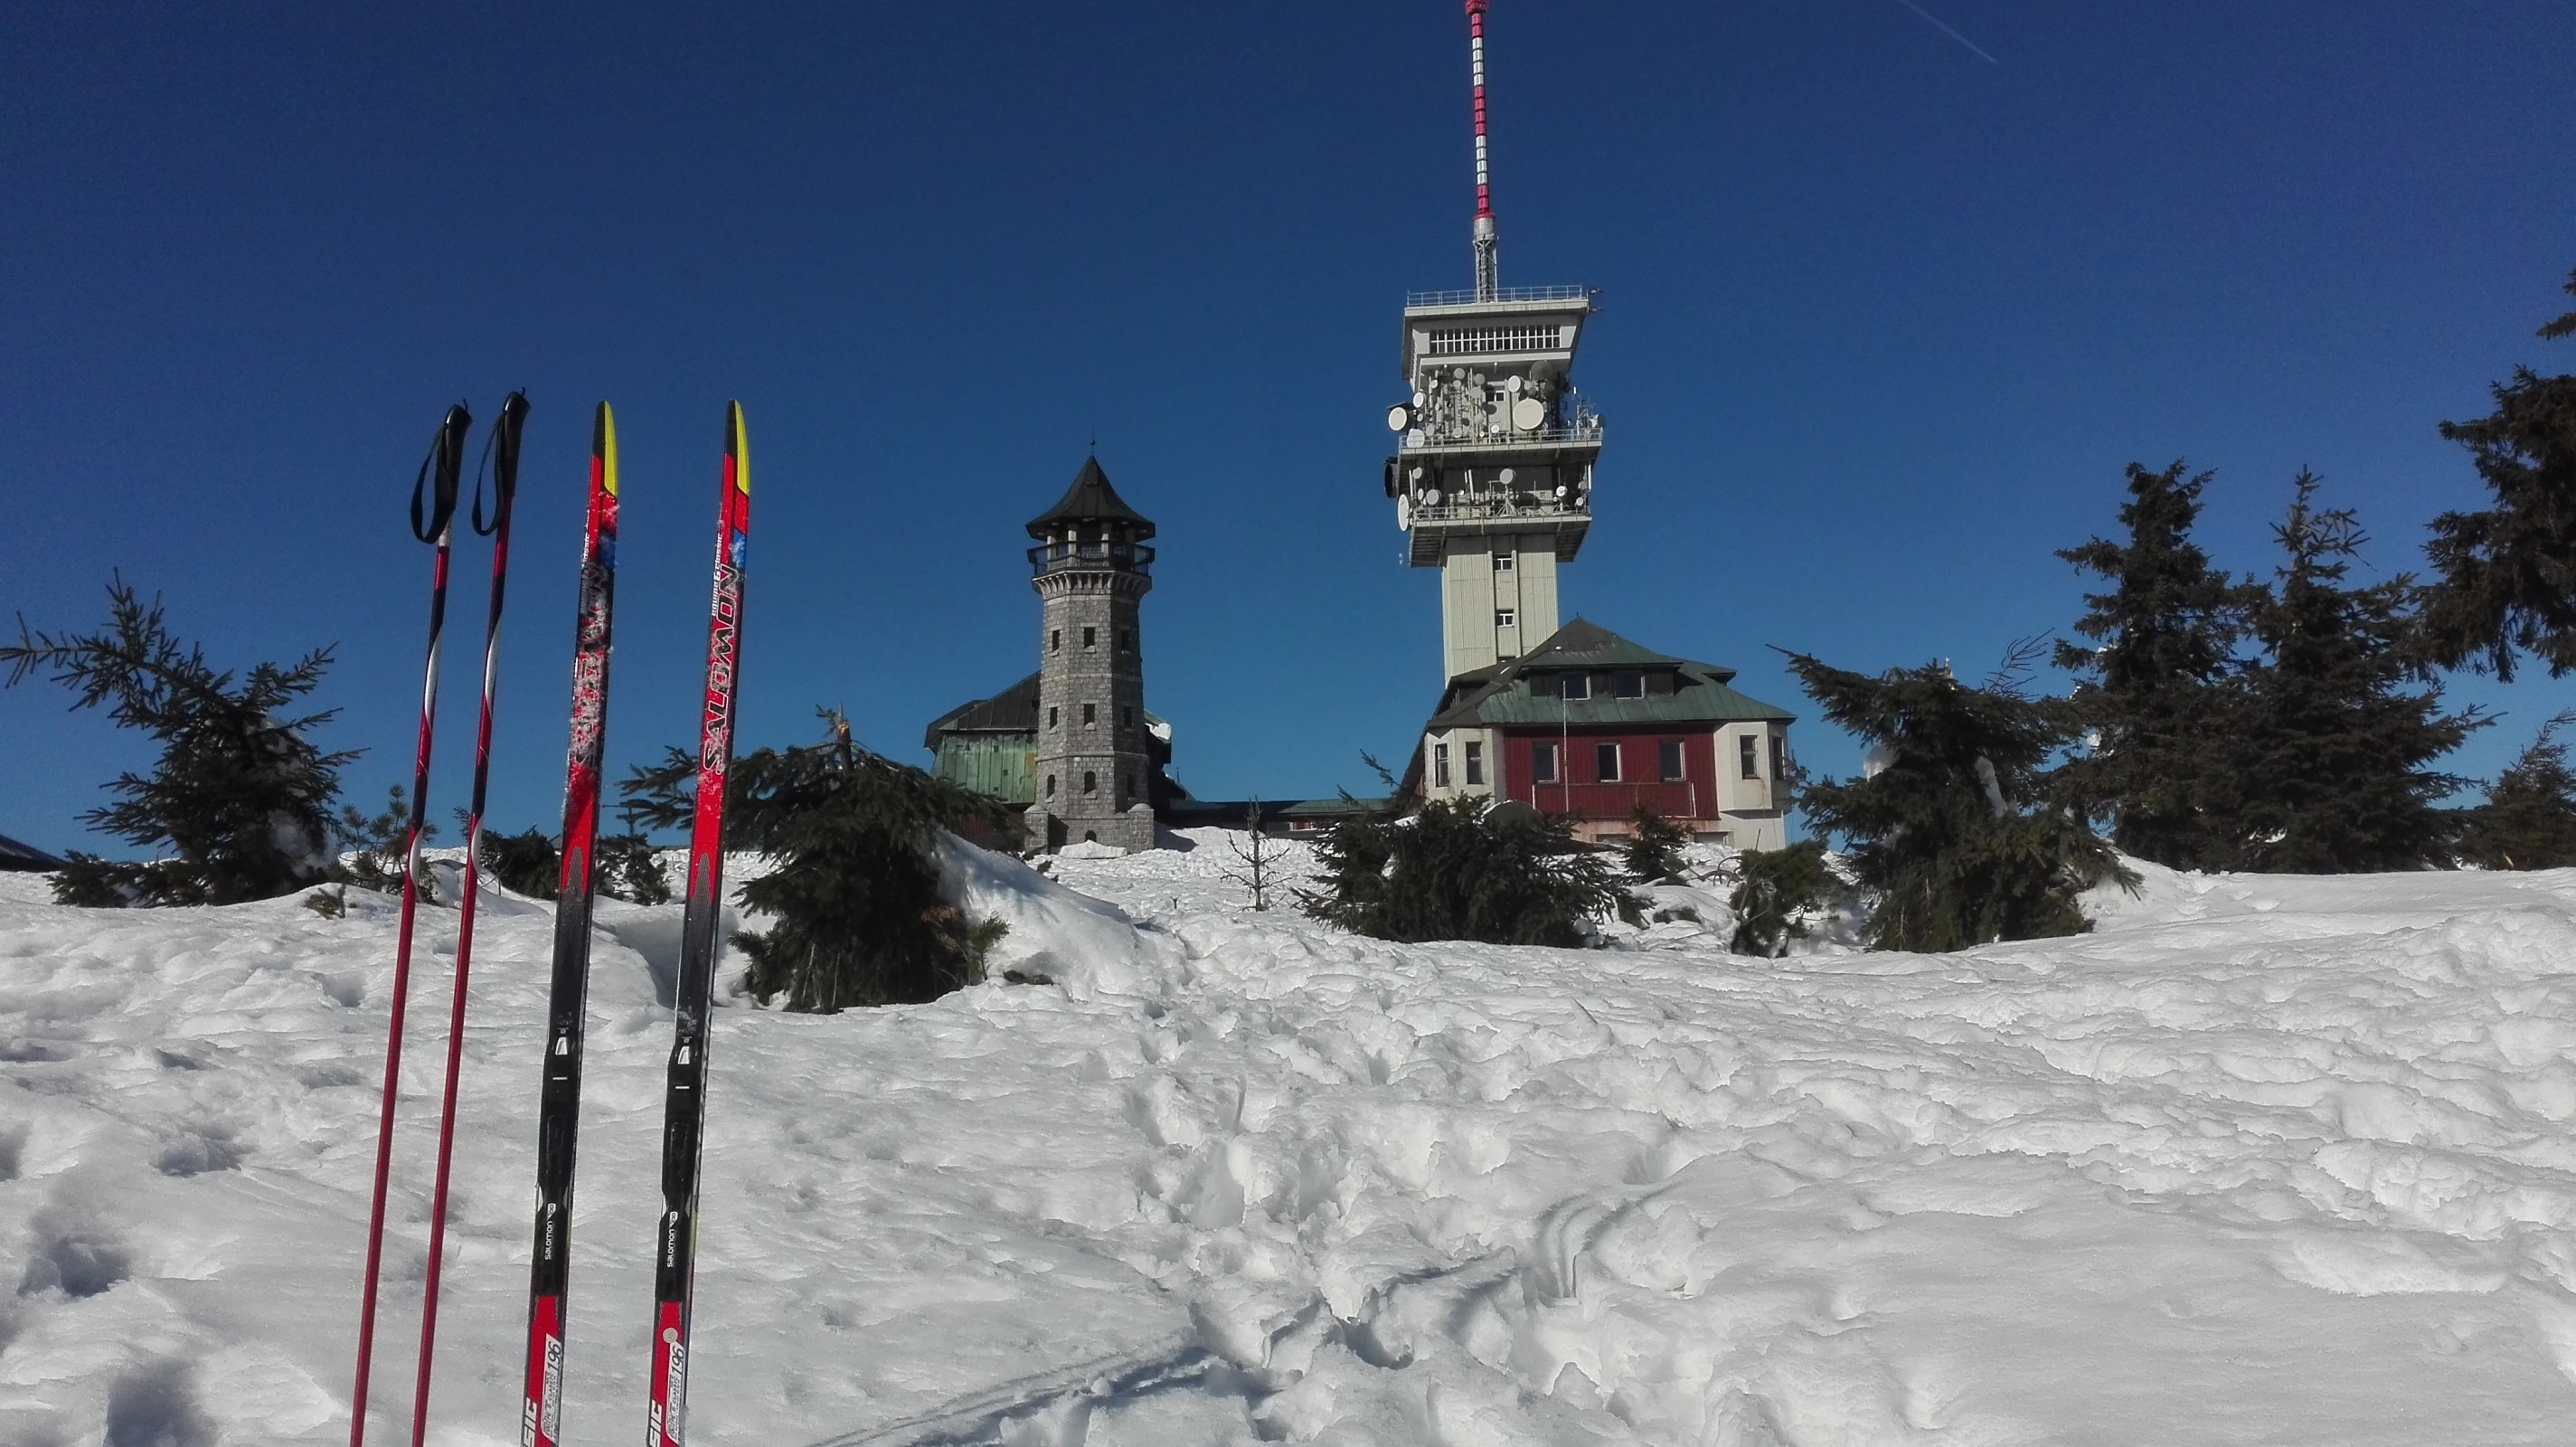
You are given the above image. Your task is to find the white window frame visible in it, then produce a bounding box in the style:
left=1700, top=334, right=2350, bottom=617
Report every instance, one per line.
left=1596, top=741, right=1621, bottom=782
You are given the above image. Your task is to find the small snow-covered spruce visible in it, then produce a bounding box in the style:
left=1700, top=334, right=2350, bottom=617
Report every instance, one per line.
left=623, top=709, right=1018, bottom=1011
left=597, top=828, right=673, bottom=905
left=2420, top=263, right=2576, bottom=681
left=1621, top=805, right=1692, bottom=885
left=2457, top=710, right=2576, bottom=870
left=2221, top=471, right=2484, bottom=873
left=1297, top=793, right=1624, bottom=948
left=1728, top=839, right=1832, bottom=958
left=470, top=823, right=561, bottom=900
left=1783, top=645, right=2132, bottom=952
left=2, top=576, right=356, bottom=906
left=2052, top=459, right=2260, bottom=871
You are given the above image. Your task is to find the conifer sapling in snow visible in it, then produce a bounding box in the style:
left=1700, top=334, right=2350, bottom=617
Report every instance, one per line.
left=1298, top=794, right=1623, bottom=948
left=624, top=710, right=1018, bottom=1011
left=1784, top=643, right=2130, bottom=952
left=2, top=577, right=356, bottom=906
left=2457, top=711, right=2576, bottom=871
left=1621, top=805, right=1692, bottom=885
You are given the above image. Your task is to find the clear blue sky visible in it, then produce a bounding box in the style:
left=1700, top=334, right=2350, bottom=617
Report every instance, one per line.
left=5, top=2, right=2572, bottom=853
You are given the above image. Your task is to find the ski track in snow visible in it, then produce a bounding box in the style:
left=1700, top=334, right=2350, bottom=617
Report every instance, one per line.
left=3, top=841, right=2576, bottom=1443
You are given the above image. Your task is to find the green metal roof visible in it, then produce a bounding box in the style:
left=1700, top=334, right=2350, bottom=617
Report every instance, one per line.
left=1428, top=619, right=1795, bottom=729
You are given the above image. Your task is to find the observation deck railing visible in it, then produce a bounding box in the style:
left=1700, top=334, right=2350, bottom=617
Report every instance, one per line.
left=1029, top=540, right=1156, bottom=576
left=1404, top=284, right=1590, bottom=307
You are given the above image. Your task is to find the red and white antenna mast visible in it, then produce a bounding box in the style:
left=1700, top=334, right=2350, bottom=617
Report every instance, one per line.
left=1466, top=0, right=1499, bottom=300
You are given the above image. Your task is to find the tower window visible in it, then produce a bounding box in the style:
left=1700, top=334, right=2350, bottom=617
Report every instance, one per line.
left=1051, top=629, right=1062, bottom=653
left=1496, top=609, right=1515, bottom=629
left=1083, top=703, right=1096, bottom=725
left=1083, top=626, right=1097, bottom=648
left=1595, top=742, right=1621, bottom=782
left=1532, top=742, right=1559, bottom=783
left=1433, top=742, right=1451, bottom=789
left=1560, top=674, right=1590, bottom=701
left=1741, top=736, right=1760, bottom=780
left=1658, top=739, right=1684, bottom=781
left=1123, top=706, right=1135, bottom=725
left=1048, top=705, right=1059, bottom=728
left=1119, top=629, right=1134, bottom=651
left=1772, top=734, right=1789, bottom=784
left=1493, top=552, right=1514, bottom=572
left=1613, top=671, right=1644, bottom=699
left=1044, top=774, right=1057, bottom=797
left=1083, top=771, right=1098, bottom=795
left=1464, top=742, right=1484, bottom=787
left=1119, top=773, right=1131, bottom=801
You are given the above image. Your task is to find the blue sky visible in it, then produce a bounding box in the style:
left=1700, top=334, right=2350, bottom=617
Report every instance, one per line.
left=5, top=2, right=2572, bottom=853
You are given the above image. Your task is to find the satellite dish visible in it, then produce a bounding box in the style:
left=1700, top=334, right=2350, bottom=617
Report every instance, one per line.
left=1408, top=465, right=1425, bottom=481
left=1468, top=372, right=1486, bottom=388
left=1554, top=485, right=1570, bottom=498
left=1405, top=428, right=1426, bottom=448
left=1397, top=496, right=1412, bottom=529
left=1505, top=375, right=1524, bottom=393
left=1412, top=390, right=1427, bottom=408
left=1386, top=404, right=1411, bottom=432
left=1498, top=468, right=1516, bottom=485
left=1451, top=366, right=1467, bottom=381
left=1511, top=396, right=1545, bottom=430
left=1423, top=488, right=1442, bottom=505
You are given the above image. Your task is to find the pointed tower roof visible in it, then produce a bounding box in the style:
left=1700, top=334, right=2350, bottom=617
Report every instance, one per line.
left=1026, top=456, right=1156, bottom=539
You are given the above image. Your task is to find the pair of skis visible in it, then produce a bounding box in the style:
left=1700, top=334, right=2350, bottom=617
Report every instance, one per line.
left=521, top=401, right=752, bottom=1447
left=350, top=402, right=750, bottom=1447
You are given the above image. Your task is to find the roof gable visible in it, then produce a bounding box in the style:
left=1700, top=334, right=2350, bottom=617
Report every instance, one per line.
left=1426, top=619, right=1795, bottom=730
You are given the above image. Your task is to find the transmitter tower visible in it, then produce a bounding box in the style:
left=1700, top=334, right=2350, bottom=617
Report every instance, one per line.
left=1382, top=0, right=1604, bottom=685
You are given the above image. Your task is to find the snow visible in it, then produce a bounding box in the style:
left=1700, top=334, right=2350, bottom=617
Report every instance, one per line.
left=5, top=840, right=2576, bottom=1443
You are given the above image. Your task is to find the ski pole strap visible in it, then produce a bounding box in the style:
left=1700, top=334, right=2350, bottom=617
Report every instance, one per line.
left=413, top=402, right=472, bottom=543
left=473, top=391, right=532, bottom=536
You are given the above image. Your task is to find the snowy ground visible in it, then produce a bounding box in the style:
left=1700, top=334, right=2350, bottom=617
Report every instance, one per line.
left=5, top=837, right=2576, bottom=1444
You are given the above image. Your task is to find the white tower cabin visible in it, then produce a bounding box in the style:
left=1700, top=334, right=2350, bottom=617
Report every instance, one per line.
left=1383, top=0, right=1604, bottom=686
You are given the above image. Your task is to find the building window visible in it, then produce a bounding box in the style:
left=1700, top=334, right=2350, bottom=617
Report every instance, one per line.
left=1083, top=626, right=1097, bottom=648
left=1051, top=629, right=1062, bottom=653
left=1464, top=742, right=1485, bottom=786
left=1532, top=742, right=1559, bottom=783
left=1659, top=739, right=1684, bottom=780
left=1118, top=773, right=1130, bottom=801
left=1493, top=551, right=1514, bottom=572
left=1433, top=742, right=1451, bottom=789
left=1613, top=671, right=1644, bottom=699
left=1048, top=705, right=1059, bottom=728
left=1119, top=629, right=1135, bottom=651
left=1772, top=734, right=1789, bottom=785
left=1083, top=771, right=1098, bottom=795
left=1123, top=706, right=1135, bottom=725
left=1741, top=735, right=1760, bottom=779
left=1044, top=774, right=1057, bottom=797
left=1083, top=703, right=1096, bottom=725
left=1560, top=673, right=1590, bottom=701
left=1496, top=609, right=1515, bottom=629
left=1596, top=742, right=1621, bottom=781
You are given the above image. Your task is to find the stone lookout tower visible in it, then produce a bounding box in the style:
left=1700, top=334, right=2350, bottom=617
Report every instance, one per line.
left=1024, top=457, right=1158, bottom=851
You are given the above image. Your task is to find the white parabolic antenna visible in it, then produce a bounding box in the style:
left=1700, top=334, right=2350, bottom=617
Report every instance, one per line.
left=1386, top=404, right=1411, bottom=431
left=1512, top=396, right=1544, bottom=430
left=1397, top=496, right=1412, bottom=529
left=1406, top=428, right=1426, bottom=448
left=1498, top=468, right=1515, bottom=485
left=1424, top=488, right=1441, bottom=505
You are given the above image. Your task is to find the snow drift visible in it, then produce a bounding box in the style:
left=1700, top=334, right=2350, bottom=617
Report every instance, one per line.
left=3, top=845, right=2575, bottom=1444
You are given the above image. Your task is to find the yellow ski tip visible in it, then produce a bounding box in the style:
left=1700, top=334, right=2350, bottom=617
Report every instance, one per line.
left=725, top=401, right=749, bottom=497
left=593, top=402, right=618, bottom=497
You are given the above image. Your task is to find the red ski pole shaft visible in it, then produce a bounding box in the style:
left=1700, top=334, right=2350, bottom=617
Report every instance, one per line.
left=409, top=392, right=527, bottom=1444
left=351, top=402, right=471, bottom=1447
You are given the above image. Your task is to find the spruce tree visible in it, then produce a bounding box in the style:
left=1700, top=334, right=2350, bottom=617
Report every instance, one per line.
left=1620, top=805, right=1692, bottom=884
left=2457, top=712, right=2576, bottom=870
left=1785, top=650, right=2128, bottom=952
left=1728, top=838, right=1832, bottom=958
left=1297, top=795, right=1624, bottom=947
left=3, top=578, right=355, bottom=906
left=2053, top=460, right=2253, bottom=869
left=2421, top=265, right=2576, bottom=680
left=2225, top=471, right=2479, bottom=872
left=623, top=711, right=1019, bottom=1011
